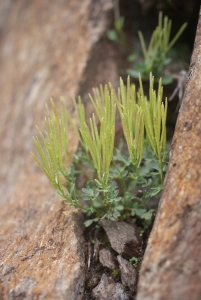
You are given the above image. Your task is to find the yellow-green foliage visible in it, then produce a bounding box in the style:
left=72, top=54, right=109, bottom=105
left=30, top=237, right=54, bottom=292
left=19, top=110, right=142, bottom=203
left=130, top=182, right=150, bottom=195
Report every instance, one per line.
left=79, top=84, right=116, bottom=186
left=138, top=75, right=167, bottom=178
left=116, top=77, right=144, bottom=167
left=32, top=75, right=168, bottom=224
left=32, top=100, right=69, bottom=191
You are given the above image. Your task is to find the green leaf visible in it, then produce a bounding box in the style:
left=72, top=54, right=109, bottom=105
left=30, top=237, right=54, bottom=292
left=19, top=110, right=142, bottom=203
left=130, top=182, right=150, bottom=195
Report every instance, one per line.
left=116, top=205, right=124, bottom=211
left=135, top=207, right=147, bottom=216
left=149, top=160, right=160, bottom=171
left=162, top=76, right=173, bottom=85
left=145, top=185, right=163, bottom=198
left=128, top=53, right=138, bottom=62
left=141, top=209, right=154, bottom=220
left=114, top=17, right=124, bottom=31
left=127, top=69, right=140, bottom=79
left=107, top=30, right=118, bottom=41
left=114, top=197, right=122, bottom=202
left=84, top=219, right=94, bottom=227
left=81, top=194, right=90, bottom=201
left=82, top=188, right=94, bottom=197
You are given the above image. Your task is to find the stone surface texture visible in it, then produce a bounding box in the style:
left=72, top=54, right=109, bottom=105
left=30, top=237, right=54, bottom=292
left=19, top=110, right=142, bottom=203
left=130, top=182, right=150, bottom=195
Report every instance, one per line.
left=0, top=0, right=125, bottom=299
left=137, top=9, right=201, bottom=300
left=101, top=220, right=141, bottom=257
left=92, top=274, right=129, bottom=300
left=117, top=255, right=137, bottom=292
left=99, top=248, right=117, bottom=270
left=0, top=0, right=115, bottom=201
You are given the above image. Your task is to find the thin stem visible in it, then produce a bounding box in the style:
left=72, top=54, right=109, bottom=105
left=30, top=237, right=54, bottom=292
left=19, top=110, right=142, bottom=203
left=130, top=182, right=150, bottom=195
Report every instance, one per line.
left=112, top=158, right=126, bottom=197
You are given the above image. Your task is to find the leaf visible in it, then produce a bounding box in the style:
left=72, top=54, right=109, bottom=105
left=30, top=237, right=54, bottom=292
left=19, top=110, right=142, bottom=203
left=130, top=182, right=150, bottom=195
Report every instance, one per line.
left=128, top=53, right=138, bottom=62
left=135, top=207, right=147, bottom=217
left=114, top=197, right=122, bottom=202
left=116, top=205, right=124, bottom=211
left=127, top=69, right=140, bottom=79
left=125, top=191, right=135, bottom=200
left=145, top=185, right=163, bottom=198
left=162, top=76, right=173, bottom=85
left=84, top=219, right=94, bottom=227
left=81, top=194, right=90, bottom=201
left=149, top=160, right=160, bottom=171
left=107, top=30, right=118, bottom=41
left=82, top=188, right=94, bottom=197
left=114, top=17, right=124, bottom=31
left=141, top=209, right=154, bottom=220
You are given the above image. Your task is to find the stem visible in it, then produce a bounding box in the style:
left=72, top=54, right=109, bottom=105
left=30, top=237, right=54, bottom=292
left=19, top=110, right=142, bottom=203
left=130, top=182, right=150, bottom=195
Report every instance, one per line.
left=75, top=167, right=91, bottom=180
left=114, top=0, right=120, bottom=21
left=112, top=158, right=127, bottom=197
left=135, top=165, right=140, bottom=180
left=158, top=156, right=163, bottom=183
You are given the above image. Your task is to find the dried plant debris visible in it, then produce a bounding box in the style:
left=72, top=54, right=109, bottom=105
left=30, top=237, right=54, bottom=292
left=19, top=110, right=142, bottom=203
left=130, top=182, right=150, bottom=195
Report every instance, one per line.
left=169, top=70, right=188, bottom=111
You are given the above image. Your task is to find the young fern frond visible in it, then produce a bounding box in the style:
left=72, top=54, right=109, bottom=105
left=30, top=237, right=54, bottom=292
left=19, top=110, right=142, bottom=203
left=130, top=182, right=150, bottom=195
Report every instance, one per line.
left=136, top=11, right=187, bottom=79
left=138, top=74, right=168, bottom=180
left=31, top=100, right=72, bottom=201
left=116, top=77, right=145, bottom=168
left=80, top=84, right=116, bottom=185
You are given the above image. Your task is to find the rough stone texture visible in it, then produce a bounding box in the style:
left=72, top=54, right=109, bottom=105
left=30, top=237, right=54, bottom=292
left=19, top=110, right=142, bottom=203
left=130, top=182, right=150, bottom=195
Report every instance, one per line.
left=101, top=220, right=141, bottom=258
left=0, top=0, right=126, bottom=298
left=99, top=248, right=117, bottom=270
left=137, top=9, right=201, bottom=300
left=0, top=0, right=114, bottom=202
left=117, top=255, right=137, bottom=292
left=92, top=274, right=129, bottom=300
left=0, top=172, right=86, bottom=300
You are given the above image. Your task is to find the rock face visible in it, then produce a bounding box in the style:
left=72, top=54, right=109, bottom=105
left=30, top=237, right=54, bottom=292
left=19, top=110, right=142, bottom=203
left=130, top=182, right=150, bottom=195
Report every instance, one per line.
left=92, top=274, right=129, bottom=300
left=101, top=220, right=142, bottom=258
left=0, top=172, right=86, bottom=299
left=137, top=9, right=201, bottom=300
left=0, top=0, right=124, bottom=298
left=117, top=255, right=137, bottom=292
left=99, top=248, right=118, bottom=270
left=0, top=0, right=115, bottom=202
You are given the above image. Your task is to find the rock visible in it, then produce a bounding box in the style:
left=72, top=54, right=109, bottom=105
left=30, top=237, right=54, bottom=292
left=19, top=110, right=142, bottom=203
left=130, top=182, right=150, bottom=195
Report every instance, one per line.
left=92, top=274, right=129, bottom=300
left=0, top=0, right=114, bottom=202
left=137, top=9, right=201, bottom=300
left=0, top=0, right=127, bottom=298
left=0, top=172, right=86, bottom=299
left=87, top=273, right=100, bottom=290
left=117, top=255, right=137, bottom=292
left=101, top=220, right=142, bottom=258
left=99, top=248, right=118, bottom=270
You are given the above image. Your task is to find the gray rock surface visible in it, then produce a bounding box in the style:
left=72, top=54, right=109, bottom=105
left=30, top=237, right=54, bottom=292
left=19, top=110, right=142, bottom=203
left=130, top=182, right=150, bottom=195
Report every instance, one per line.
left=99, top=248, right=118, bottom=270
left=92, top=274, right=129, bottom=300
left=117, top=255, right=137, bottom=292
left=101, top=220, right=141, bottom=258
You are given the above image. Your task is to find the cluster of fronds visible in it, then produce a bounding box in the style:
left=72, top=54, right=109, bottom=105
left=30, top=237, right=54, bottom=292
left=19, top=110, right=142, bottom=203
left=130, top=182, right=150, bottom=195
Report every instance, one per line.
left=128, top=12, right=187, bottom=82
left=32, top=75, right=168, bottom=224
